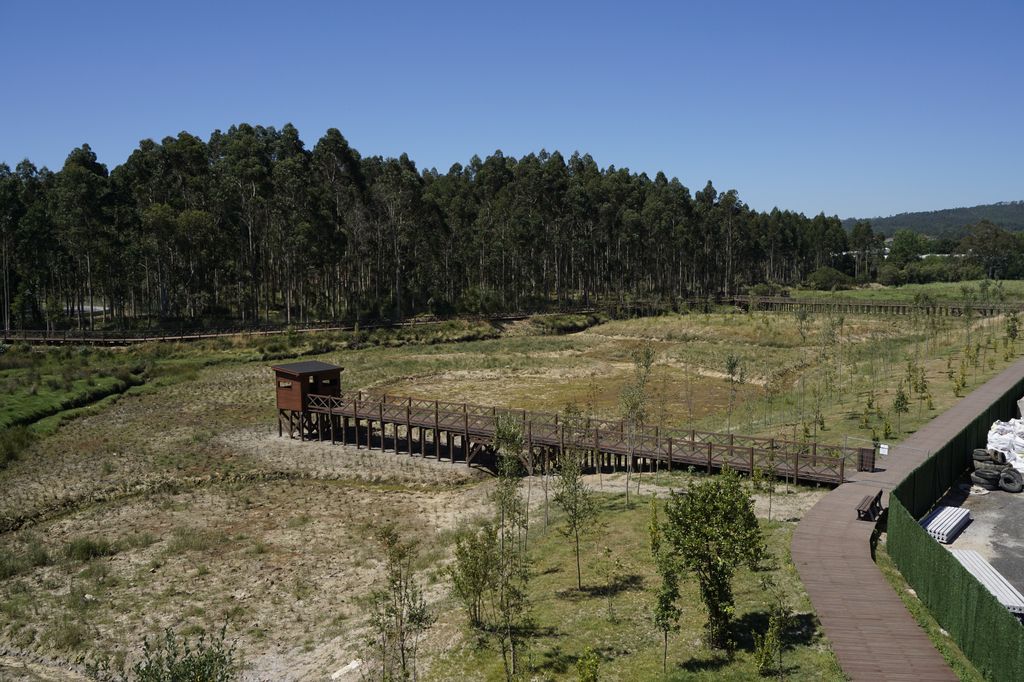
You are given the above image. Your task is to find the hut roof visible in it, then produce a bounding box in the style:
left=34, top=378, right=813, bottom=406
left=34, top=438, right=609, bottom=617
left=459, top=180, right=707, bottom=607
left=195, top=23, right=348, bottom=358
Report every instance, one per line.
left=271, top=361, right=343, bottom=377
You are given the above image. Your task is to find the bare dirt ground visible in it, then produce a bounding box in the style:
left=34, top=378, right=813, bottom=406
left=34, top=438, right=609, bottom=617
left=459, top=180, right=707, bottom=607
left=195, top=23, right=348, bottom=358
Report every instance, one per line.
left=0, top=654, right=91, bottom=681
left=1, top=468, right=494, bottom=680
left=226, top=427, right=487, bottom=488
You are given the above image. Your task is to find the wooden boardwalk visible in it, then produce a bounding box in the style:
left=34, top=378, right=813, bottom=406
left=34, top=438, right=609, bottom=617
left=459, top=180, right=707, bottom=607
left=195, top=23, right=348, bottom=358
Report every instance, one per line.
left=0, top=313, right=537, bottom=346
left=289, top=391, right=875, bottom=484
left=731, top=295, right=1020, bottom=317
left=792, top=357, right=1024, bottom=681
left=5, top=295, right=1019, bottom=346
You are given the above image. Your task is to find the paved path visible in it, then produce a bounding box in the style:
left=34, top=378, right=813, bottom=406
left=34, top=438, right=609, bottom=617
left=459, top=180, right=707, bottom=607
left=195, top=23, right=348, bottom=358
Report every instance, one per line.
left=792, top=357, right=1024, bottom=681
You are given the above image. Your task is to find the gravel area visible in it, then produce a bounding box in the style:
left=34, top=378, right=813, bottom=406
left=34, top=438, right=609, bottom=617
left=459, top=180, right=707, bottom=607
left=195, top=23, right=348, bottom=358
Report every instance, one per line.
left=941, top=476, right=1024, bottom=593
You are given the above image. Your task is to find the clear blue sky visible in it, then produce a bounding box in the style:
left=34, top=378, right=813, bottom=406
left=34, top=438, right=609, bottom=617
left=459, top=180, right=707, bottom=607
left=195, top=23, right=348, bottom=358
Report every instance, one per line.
left=2, top=0, right=1021, bottom=218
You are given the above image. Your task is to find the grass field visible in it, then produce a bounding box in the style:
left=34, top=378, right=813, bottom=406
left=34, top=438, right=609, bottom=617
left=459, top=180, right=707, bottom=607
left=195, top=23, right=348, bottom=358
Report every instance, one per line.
left=429, top=487, right=843, bottom=681
left=802, top=279, right=1024, bottom=303
left=0, top=302, right=1016, bottom=679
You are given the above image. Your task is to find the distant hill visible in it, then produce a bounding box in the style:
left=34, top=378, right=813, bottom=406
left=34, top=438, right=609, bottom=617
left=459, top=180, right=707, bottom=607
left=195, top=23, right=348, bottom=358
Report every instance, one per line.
left=842, top=201, right=1024, bottom=237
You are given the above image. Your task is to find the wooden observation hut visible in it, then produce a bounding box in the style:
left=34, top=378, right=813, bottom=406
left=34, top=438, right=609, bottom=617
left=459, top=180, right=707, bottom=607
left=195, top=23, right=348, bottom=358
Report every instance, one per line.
left=272, top=360, right=343, bottom=438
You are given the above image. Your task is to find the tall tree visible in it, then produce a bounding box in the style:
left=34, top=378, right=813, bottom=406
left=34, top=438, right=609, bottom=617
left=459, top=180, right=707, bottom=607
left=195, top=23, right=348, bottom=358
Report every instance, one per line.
left=51, top=145, right=109, bottom=328
left=553, top=405, right=597, bottom=590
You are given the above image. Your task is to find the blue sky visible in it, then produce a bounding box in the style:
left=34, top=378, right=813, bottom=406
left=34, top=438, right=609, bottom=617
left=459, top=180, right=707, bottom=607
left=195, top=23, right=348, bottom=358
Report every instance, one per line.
left=1, top=0, right=1021, bottom=218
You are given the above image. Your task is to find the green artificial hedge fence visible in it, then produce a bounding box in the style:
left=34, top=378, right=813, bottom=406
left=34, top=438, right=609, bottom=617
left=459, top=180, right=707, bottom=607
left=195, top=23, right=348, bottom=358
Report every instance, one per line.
left=888, top=373, right=1024, bottom=681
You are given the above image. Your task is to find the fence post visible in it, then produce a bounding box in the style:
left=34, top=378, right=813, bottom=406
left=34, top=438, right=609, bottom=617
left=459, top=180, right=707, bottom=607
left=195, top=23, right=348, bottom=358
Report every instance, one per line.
left=839, top=456, right=846, bottom=484
left=707, top=442, right=713, bottom=474
left=749, top=446, right=755, bottom=475
left=379, top=400, right=385, bottom=451
left=463, top=403, right=470, bottom=464
left=667, top=437, right=673, bottom=471
left=527, top=420, right=534, bottom=471
left=406, top=400, right=412, bottom=456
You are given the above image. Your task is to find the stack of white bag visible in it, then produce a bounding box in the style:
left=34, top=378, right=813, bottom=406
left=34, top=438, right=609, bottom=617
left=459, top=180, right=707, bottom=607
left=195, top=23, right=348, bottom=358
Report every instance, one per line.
left=986, top=419, right=1024, bottom=473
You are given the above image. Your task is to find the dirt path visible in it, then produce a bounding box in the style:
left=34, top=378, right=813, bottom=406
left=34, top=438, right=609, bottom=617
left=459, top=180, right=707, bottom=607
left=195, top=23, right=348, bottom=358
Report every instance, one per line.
left=0, top=655, right=89, bottom=681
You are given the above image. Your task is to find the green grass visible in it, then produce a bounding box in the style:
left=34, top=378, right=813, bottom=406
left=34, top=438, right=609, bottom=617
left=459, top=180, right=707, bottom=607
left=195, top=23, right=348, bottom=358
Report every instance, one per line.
left=64, top=535, right=119, bottom=562
left=165, top=526, right=231, bottom=555
left=429, top=494, right=842, bottom=681
left=808, top=280, right=1024, bottom=304
left=530, top=312, right=609, bottom=335
left=874, top=538, right=984, bottom=681
left=0, top=374, right=141, bottom=431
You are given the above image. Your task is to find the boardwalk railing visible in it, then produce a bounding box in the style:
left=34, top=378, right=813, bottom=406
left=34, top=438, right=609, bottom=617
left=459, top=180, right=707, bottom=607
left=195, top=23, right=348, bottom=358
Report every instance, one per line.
left=304, top=391, right=872, bottom=485
left=0, top=310, right=582, bottom=346
left=8, top=294, right=1017, bottom=346
left=729, top=295, right=1021, bottom=317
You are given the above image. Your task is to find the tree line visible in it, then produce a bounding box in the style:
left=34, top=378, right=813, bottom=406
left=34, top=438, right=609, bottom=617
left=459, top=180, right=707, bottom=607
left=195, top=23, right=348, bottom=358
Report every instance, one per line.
left=0, top=123, right=853, bottom=331
left=2, top=123, right=1019, bottom=333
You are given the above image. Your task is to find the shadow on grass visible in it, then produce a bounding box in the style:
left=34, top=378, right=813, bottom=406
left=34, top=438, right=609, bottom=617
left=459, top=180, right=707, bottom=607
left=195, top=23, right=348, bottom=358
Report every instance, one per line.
left=535, top=643, right=618, bottom=676
left=554, top=573, right=644, bottom=601
left=679, top=651, right=732, bottom=673
left=732, top=611, right=819, bottom=652
left=678, top=610, right=819, bottom=673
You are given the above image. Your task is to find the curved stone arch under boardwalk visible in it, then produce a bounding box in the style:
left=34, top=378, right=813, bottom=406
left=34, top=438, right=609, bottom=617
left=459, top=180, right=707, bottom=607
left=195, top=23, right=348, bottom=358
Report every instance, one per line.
left=793, top=357, right=1024, bottom=681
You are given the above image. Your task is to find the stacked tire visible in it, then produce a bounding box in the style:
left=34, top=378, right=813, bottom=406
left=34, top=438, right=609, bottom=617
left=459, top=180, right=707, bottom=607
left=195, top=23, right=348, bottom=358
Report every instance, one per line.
left=971, top=449, right=1023, bottom=493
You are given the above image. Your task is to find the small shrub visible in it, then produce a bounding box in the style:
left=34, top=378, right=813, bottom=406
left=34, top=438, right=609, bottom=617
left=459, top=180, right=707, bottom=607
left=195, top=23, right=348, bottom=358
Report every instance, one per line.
left=49, top=618, right=88, bottom=650
left=576, top=647, right=600, bottom=682
left=286, top=514, right=311, bottom=529
left=166, top=527, right=228, bottom=554
left=0, top=550, right=24, bottom=579
left=0, top=536, right=49, bottom=579
left=133, top=625, right=238, bottom=682
left=25, top=537, right=50, bottom=568
left=753, top=609, right=786, bottom=676
left=804, top=266, right=854, bottom=291
left=64, top=536, right=118, bottom=562
left=0, top=426, right=34, bottom=469
left=122, top=532, right=157, bottom=550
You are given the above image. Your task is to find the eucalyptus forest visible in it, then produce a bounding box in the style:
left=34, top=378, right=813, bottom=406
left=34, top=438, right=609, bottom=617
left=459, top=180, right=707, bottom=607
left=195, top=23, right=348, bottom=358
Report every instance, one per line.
left=4, top=123, right=1020, bottom=332
left=2, top=123, right=858, bottom=330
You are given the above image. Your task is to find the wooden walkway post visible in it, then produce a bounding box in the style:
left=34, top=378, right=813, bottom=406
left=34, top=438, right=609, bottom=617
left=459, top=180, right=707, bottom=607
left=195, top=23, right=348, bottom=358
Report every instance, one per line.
left=527, top=420, right=534, bottom=471
left=354, top=397, right=361, bottom=449
left=434, top=400, right=440, bottom=460
left=463, top=403, right=469, bottom=464
left=406, top=400, right=412, bottom=456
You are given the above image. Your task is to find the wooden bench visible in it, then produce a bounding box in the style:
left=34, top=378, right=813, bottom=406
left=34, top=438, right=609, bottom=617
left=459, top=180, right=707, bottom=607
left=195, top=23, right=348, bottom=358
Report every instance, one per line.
left=856, top=489, right=883, bottom=521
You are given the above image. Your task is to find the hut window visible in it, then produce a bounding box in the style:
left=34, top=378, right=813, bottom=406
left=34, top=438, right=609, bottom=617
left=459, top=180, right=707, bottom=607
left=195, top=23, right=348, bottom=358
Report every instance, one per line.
left=321, top=378, right=332, bottom=385
left=309, top=376, right=315, bottom=384
left=278, top=380, right=293, bottom=389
